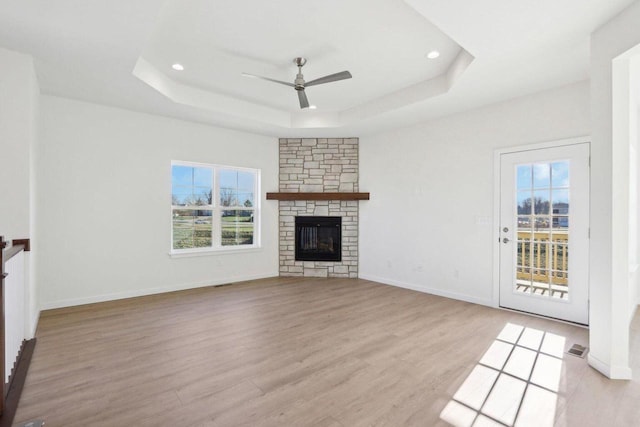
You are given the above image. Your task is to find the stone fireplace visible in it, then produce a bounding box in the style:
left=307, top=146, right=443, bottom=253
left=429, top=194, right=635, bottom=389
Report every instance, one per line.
left=278, top=138, right=359, bottom=278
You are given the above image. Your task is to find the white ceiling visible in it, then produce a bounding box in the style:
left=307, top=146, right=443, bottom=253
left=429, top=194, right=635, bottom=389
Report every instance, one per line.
left=141, top=0, right=462, bottom=112
left=0, top=0, right=637, bottom=137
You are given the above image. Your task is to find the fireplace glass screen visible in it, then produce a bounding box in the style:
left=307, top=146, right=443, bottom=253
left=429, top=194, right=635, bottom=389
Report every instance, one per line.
left=295, top=216, right=342, bottom=261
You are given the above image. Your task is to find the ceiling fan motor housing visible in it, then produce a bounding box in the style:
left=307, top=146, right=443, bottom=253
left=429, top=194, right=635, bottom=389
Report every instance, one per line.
left=293, top=57, right=307, bottom=67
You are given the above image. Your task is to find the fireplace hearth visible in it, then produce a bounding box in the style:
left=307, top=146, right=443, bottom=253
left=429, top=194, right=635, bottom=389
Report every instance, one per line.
left=295, top=216, right=342, bottom=262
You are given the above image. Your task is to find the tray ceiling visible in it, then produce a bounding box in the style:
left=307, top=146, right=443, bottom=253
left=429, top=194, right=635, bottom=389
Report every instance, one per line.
left=134, top=0, right=472, bottom=129
left=0, top=0, right=636, bottom=136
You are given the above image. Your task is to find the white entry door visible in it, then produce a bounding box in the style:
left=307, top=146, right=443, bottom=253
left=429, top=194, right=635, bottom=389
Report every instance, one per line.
left=499, top=143, right=590, bottom=324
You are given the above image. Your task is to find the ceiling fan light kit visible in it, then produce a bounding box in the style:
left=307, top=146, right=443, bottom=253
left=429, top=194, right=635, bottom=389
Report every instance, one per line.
left=242, top=57, right=352, bottom=109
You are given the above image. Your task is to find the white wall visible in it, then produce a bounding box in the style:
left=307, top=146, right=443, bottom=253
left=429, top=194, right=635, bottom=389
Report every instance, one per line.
left=629, top=56, right=640, bottom=317
left=0, top=46, right=39, bottom=337
left=37, top=96, right=279, bottom=309
left=590, top=0, right=640, bottom=379
left=637, top=106, right=640, bottom=308
left=359, top=81, right=590, bottom=305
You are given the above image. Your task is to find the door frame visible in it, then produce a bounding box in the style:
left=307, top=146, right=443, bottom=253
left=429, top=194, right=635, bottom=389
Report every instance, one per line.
left=492, top=136, right=591, bottom=316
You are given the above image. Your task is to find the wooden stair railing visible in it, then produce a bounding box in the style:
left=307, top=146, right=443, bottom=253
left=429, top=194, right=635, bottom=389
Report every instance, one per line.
left=0, top=236, right=36, bottom=427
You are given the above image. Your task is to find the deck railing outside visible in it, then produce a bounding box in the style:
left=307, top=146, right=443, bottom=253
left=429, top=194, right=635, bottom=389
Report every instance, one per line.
left=516, top=230, right=569, bottom=297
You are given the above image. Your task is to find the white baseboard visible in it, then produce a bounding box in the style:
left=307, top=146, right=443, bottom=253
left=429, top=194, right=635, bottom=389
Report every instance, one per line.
left=40, top=272, right=279, bottom=310
left=611, top=365, right=634, bottom=380
left=358, top=273, right=493, bottom=307
left=588, top=353, right=633, bottom=380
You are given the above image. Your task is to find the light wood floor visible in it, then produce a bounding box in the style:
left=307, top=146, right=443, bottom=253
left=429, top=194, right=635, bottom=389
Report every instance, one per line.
left=12, top=277, right=640, bottom=426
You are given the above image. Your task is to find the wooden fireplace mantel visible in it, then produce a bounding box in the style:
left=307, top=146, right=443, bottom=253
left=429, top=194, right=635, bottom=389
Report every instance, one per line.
left=266, top=192, right=370, bottom=201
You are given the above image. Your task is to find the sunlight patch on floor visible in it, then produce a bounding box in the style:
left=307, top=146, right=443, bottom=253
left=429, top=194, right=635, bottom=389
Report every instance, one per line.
left=440, top=323, right=566, bottom=427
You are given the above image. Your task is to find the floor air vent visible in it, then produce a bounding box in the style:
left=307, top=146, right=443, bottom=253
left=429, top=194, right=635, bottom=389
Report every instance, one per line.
left=567, top=344, right=588, bottom=358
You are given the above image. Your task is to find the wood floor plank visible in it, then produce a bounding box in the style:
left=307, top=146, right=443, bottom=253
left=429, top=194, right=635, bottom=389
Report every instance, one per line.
left=11, top=277, right=640, bottom=426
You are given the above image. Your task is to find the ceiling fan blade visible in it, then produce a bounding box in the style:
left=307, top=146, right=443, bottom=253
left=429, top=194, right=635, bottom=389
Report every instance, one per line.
left=241, top=72, right=295, bottom=87
left=298, top=89, right=310, bottom=109
left=305, top=71, right=352, bottom=87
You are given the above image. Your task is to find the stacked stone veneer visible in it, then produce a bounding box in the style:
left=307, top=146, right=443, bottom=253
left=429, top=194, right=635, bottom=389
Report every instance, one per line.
left=279, top=138, right=359, bottom=278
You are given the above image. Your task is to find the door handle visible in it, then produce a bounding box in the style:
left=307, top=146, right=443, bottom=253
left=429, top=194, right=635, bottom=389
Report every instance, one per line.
left=503, top=238, right=510, bottom=244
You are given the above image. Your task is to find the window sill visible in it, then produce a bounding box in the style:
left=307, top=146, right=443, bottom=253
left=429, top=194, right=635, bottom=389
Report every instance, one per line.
left=169, top=246, right=262, bottom=258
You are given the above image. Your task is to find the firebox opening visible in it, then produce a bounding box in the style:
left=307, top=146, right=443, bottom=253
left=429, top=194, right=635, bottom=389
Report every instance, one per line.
left=295, top=216, right=342, bottom=262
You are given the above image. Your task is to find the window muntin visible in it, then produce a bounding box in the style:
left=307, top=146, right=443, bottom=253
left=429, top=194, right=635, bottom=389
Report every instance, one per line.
left=171, top=161, right=259, bottom=253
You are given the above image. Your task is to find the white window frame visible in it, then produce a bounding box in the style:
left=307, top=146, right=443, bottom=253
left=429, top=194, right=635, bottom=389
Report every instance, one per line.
left=170, top=160, right=261, bottom=256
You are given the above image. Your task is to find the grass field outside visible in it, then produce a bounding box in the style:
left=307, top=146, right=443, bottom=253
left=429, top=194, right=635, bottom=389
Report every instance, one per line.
left=222, top=212, right=254, bottom=246
left=173, top=210, right=253, bottom=249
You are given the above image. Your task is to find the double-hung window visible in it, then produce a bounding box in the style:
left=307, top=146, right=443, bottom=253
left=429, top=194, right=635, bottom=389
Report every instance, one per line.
left=171, top=161, right=260, bottom=254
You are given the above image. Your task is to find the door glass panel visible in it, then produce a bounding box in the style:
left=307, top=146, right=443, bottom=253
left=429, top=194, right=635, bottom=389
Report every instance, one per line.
left=517, top=165, right=532, bottom=189
left=552, top=216, right=569, bottom=231
left=551, top=161, right=570, bottom=187
left=552, top=189, right=569, bottom=214
left=516, top=239, right=532, bottom=294
left=534, top=217, right=550, bottom=230
left=533, top=190, right=550, bottom=215
left=533, top=164, right=550, bottom=189
left=517, top=192, right=532, bottom=214
left=550, top=269, right=569, bottom=300
left=518, top=216, right=532, bottom=231
left=515, top=162, right=570, bottom=300
left=531, top=240, right=550, bottom=295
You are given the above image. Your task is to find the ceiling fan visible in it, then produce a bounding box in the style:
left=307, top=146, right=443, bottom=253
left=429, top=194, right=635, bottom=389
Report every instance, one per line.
left=242, top=57, right=352, bottom=109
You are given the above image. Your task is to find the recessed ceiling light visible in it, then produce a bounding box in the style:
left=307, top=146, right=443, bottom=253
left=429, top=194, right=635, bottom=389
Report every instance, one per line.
left=426, top=51, right=440, bottom=59
left=308, top=105, right=317, bottom=110
left=172, top=63, right=184, bottom=71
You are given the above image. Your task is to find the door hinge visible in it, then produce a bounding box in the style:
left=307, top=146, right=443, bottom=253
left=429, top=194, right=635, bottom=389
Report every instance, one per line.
left=588, top=228, right=590, bottom=239
left=588, top=156, right=591, bottom=167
